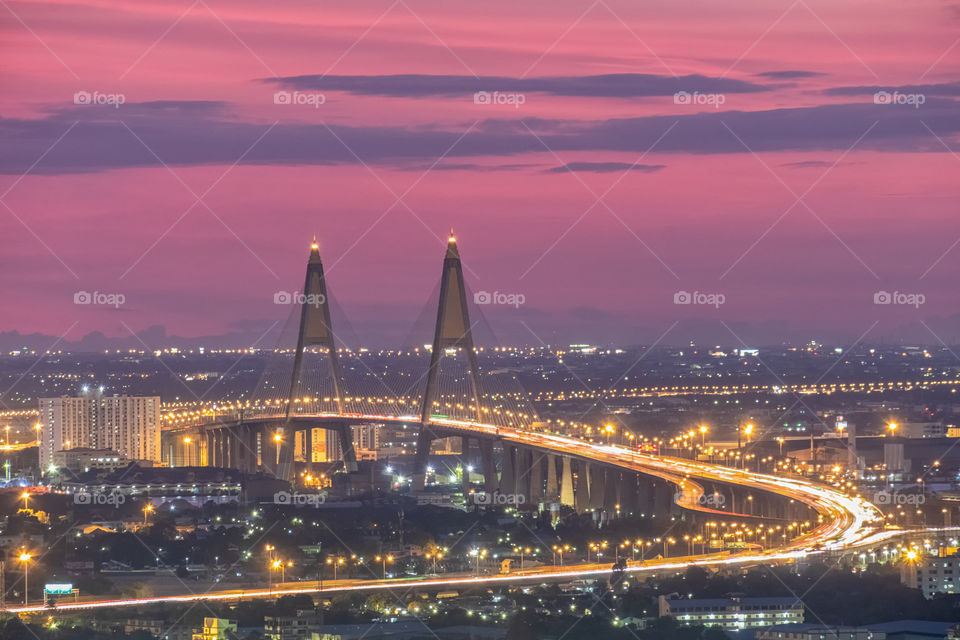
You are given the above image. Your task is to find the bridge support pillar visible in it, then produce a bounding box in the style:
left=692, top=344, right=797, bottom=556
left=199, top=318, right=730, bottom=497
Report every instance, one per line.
left=500, top=445, right=517, bottom=495
left=204, top=432, right=214, bottom=467
left=560, top=456, right=574, bottom=507
left=275, top=426, right=295, bottom=481
left=589, top=464, right=606, bottom=510
left=461, top=437, right=472, bottom=497
left=603, top=469, right=619, bottom=514
left=529, top=451, right=544, bottom=503
left=545, top=455, right=559, bottom=500
left=515, top=448, right=532, bottom=499
left=575, top=462, right=591, bottom=513
left=337, top=422, right=358, bottom=473
left=480, top=440, right=498, bottom=493
left=304, top=427, right=313, bottom=465
left=412, top=428, right=434, bottom=491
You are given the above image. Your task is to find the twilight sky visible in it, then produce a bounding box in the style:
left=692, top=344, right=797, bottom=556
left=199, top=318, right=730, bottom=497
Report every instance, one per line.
left=3, top=0, right=960, bottom=349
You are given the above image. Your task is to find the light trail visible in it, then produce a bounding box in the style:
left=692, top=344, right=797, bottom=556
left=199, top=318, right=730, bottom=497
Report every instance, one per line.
left=3, top=414, right=885, bottom=615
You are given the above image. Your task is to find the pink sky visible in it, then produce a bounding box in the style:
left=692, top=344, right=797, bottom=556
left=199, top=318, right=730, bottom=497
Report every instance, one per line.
left=2, top=0, right=960, bottom=347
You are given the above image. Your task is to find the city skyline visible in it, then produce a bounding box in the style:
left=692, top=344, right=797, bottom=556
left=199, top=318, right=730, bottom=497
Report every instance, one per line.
left=3, top=0, right=960, bottom=347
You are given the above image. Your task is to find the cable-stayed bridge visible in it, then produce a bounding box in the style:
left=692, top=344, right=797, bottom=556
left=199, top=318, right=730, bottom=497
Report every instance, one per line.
left=161, top=233, right=880, bottom=542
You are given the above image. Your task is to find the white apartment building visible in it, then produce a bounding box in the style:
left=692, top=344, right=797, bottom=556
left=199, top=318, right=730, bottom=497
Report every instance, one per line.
left=39, top=393, right=161, bottom=471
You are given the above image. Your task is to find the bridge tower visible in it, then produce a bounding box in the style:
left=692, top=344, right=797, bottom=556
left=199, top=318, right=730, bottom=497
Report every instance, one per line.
left=277, top=239, right=356, bottom=480
left=413, top=230, right=483, bottom=490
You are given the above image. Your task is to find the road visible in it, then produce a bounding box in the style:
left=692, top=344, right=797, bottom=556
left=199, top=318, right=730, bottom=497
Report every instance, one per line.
left=3, top=417, right=885, bottom=614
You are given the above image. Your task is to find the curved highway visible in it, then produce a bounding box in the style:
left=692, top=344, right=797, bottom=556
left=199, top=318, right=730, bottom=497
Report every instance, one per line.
left=4, top=414, right=884, bottom=614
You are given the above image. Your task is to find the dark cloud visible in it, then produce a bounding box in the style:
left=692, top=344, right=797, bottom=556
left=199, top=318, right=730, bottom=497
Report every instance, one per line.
left=544, top=161, right=665, bottom=174
left=394, top=162, right=538, bottom=172
left=265, top=73, right=773, bottom=98
left=756, top=70, right=825, bottom=79
left=3, top=98, right=960, bottom=175
left=780, top=160, right=836, bottom=169
left=825, top=82, right=960, bottom=97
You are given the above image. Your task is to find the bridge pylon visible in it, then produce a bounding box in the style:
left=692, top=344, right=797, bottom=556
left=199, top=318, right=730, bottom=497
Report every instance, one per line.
left=413, top=230, right=483, bottom=490
left=278, top=240, right=356, bottom=480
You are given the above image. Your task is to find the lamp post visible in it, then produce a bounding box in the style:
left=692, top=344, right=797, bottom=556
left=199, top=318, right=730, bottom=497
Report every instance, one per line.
left=143, top=504, right=154, bottom=524
left=19, top=552, right=31, bottom=606
left=375, top=555, right=393, bottom=579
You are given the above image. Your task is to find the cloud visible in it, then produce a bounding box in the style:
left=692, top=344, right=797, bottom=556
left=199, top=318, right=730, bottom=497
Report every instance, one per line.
left=265, top=73, right=773, bottom=98
left=825, top=82, right=960, bottom=97
left=780, top=160, right=836, bottom=169
left=755, top=70, right=825, bottom=79
left=544, top=161, right=666, bottom=174
left=4, top=98, right=960, bottom=175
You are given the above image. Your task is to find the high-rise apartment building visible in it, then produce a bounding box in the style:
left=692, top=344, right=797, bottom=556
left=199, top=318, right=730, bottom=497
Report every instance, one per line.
left=39, top=392, right=161, bottom=471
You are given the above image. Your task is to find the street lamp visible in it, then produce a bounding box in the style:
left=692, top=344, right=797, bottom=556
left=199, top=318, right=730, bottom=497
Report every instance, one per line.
left=513, top=547, right=531, bottom=570
left=375, top=555, right=394, bottom=578
left=425, top=551, right=443, bottom=574
left=469, top=548, right=486, bottom=577
left=274, top=431, right=283, bottom=465
left=887, top=423, right=898, bottom=436
left=699, top=424, right=708, bottom=446
left=143, top=503, right=154, bottom=523
left=18, top=552, right=31, bottom=605
left=326, top=556, right=345, bottom=580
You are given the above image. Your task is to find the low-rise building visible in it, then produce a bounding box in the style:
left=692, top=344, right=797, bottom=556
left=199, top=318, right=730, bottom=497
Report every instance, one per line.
left=758, top=624, right=882, bottom=640
left=265, top=609, right=322, bottom=640
left=658, top=595, right=804, bottom=630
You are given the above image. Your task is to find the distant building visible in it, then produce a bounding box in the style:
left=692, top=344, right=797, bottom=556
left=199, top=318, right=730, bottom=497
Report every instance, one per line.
left=39, top=392, right=161, bottom=472
left=192, top=617, right=237, bottom=640
left=758, top=624, right=881, bottom=640
left=915, top=552, right=960, bottom=597
left=302, top=424, right=382, bottom=462
left=658, top=595, right=804, bottom=630
left=52, top=447, right=151, bottom=474
left=266, top=609, right=322, bottom=640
